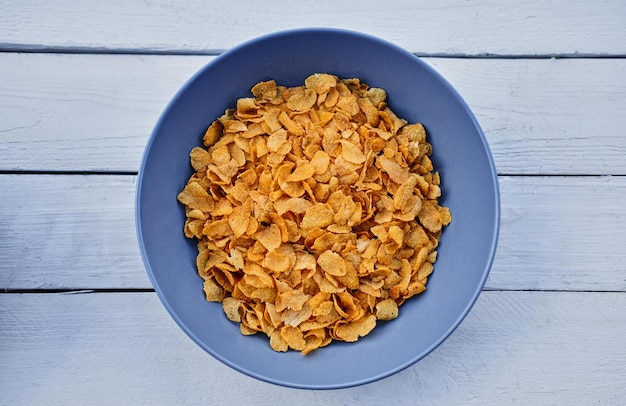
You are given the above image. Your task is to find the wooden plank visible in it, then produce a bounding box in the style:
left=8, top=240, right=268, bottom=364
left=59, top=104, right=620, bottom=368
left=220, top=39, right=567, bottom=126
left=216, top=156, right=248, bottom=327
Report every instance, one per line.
left=1, top=53, right=625, bottom=174
left=0, top=174, right=147, bottom=290
left=0, top=53, right=208, bottom=173
left=1, top=174, right=625, bottom=292
left=1, top=291, right=624, bottom=404
left=489, top=175, right=626, bottom=291
left=1, top=1, right=625, bottom=55
left=427, top=58, right=626, bottom=175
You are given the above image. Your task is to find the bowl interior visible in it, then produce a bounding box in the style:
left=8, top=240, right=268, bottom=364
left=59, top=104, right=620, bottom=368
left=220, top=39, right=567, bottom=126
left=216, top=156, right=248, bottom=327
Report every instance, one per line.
left=136, top=28, right=499, bottom=389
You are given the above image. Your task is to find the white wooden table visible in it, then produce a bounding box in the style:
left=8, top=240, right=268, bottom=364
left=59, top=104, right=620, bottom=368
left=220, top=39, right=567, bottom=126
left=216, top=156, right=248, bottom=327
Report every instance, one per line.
left=2, top=1, right=625, bottom=404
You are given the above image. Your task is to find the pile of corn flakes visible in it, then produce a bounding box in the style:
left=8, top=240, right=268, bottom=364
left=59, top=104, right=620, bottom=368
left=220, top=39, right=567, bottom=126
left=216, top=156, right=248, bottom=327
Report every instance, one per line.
left=177, top=73, right=451, bottom=354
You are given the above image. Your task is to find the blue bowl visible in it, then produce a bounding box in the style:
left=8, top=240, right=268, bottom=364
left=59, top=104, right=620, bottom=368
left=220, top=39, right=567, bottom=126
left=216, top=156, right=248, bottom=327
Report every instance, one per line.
left=136, top=28, right=499, bottom=389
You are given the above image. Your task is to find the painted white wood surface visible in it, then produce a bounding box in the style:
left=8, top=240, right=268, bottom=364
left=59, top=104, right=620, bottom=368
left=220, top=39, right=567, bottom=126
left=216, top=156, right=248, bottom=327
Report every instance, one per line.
left=1, top=54, right=626, bottom=175
left=1, top=0, right=625, bottom=56
left=1, top=174, right=625, bottom=292
left=2, top=1, right=626, bottom=403
left=2, top=291, right=625, bottom=405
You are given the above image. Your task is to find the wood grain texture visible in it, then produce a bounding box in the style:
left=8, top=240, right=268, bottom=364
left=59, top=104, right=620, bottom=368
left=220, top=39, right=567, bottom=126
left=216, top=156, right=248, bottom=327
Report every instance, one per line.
left=1, top=0, right=625, bottom=55
left=0, top=174, right=145, bottom=290
left=428, top=58, right=626, bottom=175
left=1, top=174, right=625, bottom=292
left=490, top=175, right=626, bottom=291
left=1, top=291, right=624, bottom=405
left=0, top=53, right=206, bottom=173
left=1, top=53, right=626, bottom=175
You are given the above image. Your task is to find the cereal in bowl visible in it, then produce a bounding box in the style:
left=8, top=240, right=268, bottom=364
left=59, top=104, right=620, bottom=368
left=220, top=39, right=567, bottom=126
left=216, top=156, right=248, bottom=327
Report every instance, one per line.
left=177, top=73, right=451, bottom=354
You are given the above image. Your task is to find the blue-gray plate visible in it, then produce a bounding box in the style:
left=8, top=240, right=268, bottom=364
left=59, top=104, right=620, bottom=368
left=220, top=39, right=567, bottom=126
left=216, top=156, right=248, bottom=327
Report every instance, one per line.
left=136, top=28, right=500, bottom=389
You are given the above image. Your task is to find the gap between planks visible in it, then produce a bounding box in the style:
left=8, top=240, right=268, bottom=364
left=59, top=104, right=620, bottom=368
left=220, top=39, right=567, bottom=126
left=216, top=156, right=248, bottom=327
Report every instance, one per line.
left=2, top=46, right=626, bottom=59
left=2, top=172, right=626, bottom=177
left=3, top=288, right=626, bottom=294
